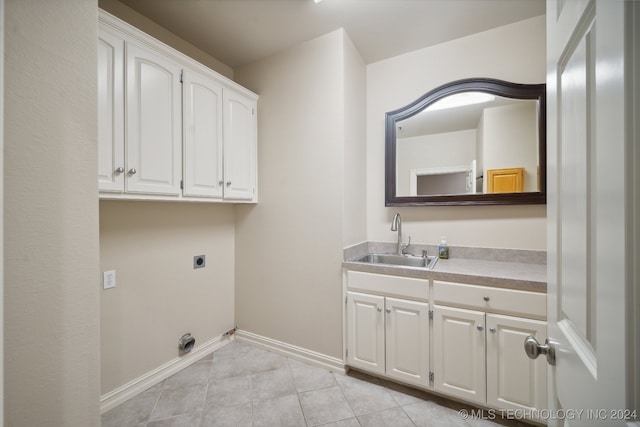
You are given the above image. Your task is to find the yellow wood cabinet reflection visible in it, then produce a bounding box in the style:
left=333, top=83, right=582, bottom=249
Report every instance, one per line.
left=486, top=167, right=524, bottom=193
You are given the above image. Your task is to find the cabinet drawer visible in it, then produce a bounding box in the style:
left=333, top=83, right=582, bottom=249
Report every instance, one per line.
left=432, top=281, right=545, bottom=320
left=347, top=271, right=428, bottom=301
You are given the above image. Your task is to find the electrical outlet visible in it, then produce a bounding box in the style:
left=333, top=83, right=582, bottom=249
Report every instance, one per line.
left=193, top=255, right=206, bottom=269
left=103, top=270, right=116, bottom=289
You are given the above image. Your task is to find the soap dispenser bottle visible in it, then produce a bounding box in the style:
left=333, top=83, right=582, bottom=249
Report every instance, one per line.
left=438, top=237, right=449, bottom=259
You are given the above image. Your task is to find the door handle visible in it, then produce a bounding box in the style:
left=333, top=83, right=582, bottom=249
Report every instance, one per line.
left=524, top=335, right=558, bottom=366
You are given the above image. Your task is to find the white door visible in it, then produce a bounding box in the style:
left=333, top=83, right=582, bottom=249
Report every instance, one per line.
left=486, top=314, right=546, bottom=413
left=223, top=89, right=256, bottom=200
left=183, top=69, right=224, bottom=198
left=433, top=305, right=486, bottom=405
left=97, top=27, right=124, bottom=192
left=545, top=1, right=635, bottom=425
left=126, top=41, right=182, bottom=195
left=385, top=297, right=430, bottom=387
left=346, top=292, right=385, bottom=375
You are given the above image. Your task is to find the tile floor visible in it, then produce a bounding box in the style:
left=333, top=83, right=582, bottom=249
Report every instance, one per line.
left=102, top=340, right=530, bottom=427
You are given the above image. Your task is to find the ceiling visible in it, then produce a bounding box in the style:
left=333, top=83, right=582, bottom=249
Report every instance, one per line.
left=117, top=0, right=545, bottom=68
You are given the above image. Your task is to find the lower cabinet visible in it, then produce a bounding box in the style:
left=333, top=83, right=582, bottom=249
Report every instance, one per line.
left=432, top=305, right=486, bottom=405
left=485, top=313, right=547, bottom=412
left=345, top=271, right=548, bottom=418
left=346, top=291, right=430, bottom=387
left=432, top=306, right=548, bottom=411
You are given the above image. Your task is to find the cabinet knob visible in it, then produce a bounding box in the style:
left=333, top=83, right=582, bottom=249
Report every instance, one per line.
left=377, top=307, right=382, bottom=312
left=226, top=181, right=232, bottom=187
left=219, top=180, right=224, bottom=186
left=128, top=168, right=137, bottom=175
left=483, top=296, right=490, bottom=302
left=385, top=308, right=391, bottom=314
left=115, top=167, right=124, bottom=173
left=490, top=328, right=496, bottom=333
left=477, top=325, right=484, bottom=331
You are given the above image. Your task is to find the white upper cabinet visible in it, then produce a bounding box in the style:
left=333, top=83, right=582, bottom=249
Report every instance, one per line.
left=126, top=41, right=182, bottom=196
left=97, top=27, right=124, bottom=192
left=223, top=90, right=257, bottom=201
left=182, top=69, right=224, bottom=198
left=97, top=10, right=258, bottom=203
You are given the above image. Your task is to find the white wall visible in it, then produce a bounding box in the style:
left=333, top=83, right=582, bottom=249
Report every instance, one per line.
left=367, top=15, right=547, bottom=250
left=4, top=0, right=101, bottom=425
left=234, top=29, right=365, bottom=359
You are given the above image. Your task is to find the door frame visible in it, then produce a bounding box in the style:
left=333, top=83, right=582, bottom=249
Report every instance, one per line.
left=628, top=0, right=640, bottom=416
left=546, top=0, right=639, bottom=422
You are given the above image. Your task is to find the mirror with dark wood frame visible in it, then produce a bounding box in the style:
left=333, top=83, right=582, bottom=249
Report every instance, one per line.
left=385, top=78, right=546, bottom=206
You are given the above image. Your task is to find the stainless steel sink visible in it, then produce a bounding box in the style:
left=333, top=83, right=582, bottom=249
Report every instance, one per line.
left=351, top=253, right=438, bottom=270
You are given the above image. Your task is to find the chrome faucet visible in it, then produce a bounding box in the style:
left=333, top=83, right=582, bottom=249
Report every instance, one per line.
left=391, top=213, right=410, bottom=254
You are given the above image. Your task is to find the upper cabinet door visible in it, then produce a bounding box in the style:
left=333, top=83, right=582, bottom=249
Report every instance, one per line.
left=183, top=70, right=224, bottom=198
left=97, top=27, right=125, bottom=192
left=126, top=41, right=182, bottom=195
left=223, top=89, right=257, bottom=201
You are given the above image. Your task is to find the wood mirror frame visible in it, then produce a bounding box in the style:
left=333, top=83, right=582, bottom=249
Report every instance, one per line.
left=385, top=78, right=546, bottom=206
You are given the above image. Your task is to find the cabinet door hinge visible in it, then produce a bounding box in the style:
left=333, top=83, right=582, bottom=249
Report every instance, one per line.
left=429, top=372, right=434, bottom=382
left=252, top=108, right=255, bottom=115
left=345, top=296, right=348, bottom=304
left=428, top=310, right=433, bottom=319
left=180, top=180, right=183, bottom=190
left=346, top=349, right=348, bottom=358
left=180, top=70, right=184, bottom=83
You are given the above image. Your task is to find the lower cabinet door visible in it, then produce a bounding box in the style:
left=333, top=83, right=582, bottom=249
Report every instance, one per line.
left=385, top=297, right=430, bottom=387
left=346, top=291, right=385, bottom=375
left=486, top=314, right=547, bottom=412
left=433, top=305, right=486, bottom=404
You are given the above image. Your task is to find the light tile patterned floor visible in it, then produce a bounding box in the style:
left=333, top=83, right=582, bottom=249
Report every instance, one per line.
left=102, top=340, right=530, bottom=427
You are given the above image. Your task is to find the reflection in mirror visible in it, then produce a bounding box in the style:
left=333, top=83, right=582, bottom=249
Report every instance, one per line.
left=385, top=78, right=546, bottom=206
left=395, top=96, right=539, bottom=197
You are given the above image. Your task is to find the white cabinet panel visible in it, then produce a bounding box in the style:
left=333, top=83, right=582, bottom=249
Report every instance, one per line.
left=97, top=28, right=124, bottom=192
left=126, top=42, right=182, bottom=195
left=486, top=314, right=547, bottom=412
left=346, top=292, right=385, bottom=375
left=385, top=297, right=429, bottom=387
left=98, top=12, right=258, bottom=203
left=183, top=69, right=223, bottom=198
left=223, top=90, right=256, bottom=200
left=433, top=280, right=546, bottom=320
left=433, top=305, right=486, bottom=405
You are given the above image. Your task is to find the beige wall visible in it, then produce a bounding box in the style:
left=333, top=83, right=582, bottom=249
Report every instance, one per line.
left=234, top=29, right=365, bottom=359
left=100, top=201, right=235, bottom=393
left=4, top=0, right=101, bottom=425
left=396, top=129, right=477, bottom=196
left=482, top=102, right=539, bottom=192
left=97, top=0, right=241, bottom=395
left=342, top=33, right=368, bottom=246
left=98, top=0, right=233, bottom=79
left=367, top=15, right=547, bottom=250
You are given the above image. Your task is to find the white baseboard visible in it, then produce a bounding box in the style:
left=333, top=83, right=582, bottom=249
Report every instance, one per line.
left=100, top=334, right=231, bottom=414
left=234, top=329, right=346, bottom=374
